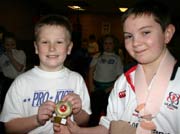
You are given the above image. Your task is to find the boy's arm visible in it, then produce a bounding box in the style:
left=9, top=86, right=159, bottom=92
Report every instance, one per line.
left=77, top=125, right=108, bottom=134
left=88, top=66, right=95, bottom=93
left=66, top=118, right=109, bottom=134
left=73, top=109, right=90, bottom=126
left=5, top=115, right=40, bottom=133
left=5, top=100, right=56, bottom=133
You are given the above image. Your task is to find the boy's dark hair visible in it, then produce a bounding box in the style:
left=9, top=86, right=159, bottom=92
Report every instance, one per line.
left=121, top=1, right=172, bottom=32
left=3, top=32, right=16, bottom=43
left=34, top=14, right=73, bottom=41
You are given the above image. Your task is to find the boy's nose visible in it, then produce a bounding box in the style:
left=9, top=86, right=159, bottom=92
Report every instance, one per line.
left=132, top=37, right=141, bottom=47
left=49, top=43, right=56, bottom=51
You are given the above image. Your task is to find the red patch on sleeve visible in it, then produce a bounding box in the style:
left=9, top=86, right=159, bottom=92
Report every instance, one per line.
left=119, top=90, right=126, bottom=98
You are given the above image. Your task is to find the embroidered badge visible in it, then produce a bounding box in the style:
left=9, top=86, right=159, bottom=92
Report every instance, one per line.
left=119, top=90, right=126, bottom=98
left=164, top=91, right=180, bottom=110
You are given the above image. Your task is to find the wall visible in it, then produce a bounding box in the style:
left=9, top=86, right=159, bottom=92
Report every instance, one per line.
left=0, top=0, right=35, bottom=40
left=69, top=13, right=124, bottom=44
left=0, top=0, right=179, bottom=65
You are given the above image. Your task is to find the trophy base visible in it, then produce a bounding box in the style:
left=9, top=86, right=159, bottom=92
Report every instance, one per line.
left=54, top=116, right=67, bottom=125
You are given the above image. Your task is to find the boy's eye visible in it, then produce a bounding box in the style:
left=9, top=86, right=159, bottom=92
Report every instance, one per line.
left=57, top=41, right=63, bottom=44
left=42, top=41, right=48, bottom=44
left=142, top=31, right=150, bottom=35
left=124, top=34, right=132, bottom=40
left=40, top=41, right=48, bottom=44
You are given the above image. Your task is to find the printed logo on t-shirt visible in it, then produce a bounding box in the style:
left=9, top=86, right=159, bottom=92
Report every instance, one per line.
left=152, top=129, right=170, bottom=134
left=164, top=91, right=180, bottom=110
left=119, top=90, right=126, bottom=98
left=23, top=89, right=73, bottom=107
left=108, top=59, right=115, bottom=64
left=100, top=58, right=115, bottom=64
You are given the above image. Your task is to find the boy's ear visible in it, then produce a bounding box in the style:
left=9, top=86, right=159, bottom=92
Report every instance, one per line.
left=165, top=24, right=175, bottom=44
left=67, top=42, right=73, bottom=55
left=34, top=41, right=38, bottom=54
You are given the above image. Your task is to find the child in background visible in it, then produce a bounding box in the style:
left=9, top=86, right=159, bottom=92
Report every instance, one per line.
left=88, top=34, right=99, bottom=57
left=55, top=1, right=180, bottom=134
left=88, top=34, right=123, bottom=126
left=0, top=15, right=91, bottom=134
left=0, top=32, right=26, bottom=80
left=68, top=38, right=91, bottom=80
left=0, top=32, right=26, bottom=112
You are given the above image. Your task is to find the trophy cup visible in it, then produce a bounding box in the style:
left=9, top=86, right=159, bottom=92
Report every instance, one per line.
left=54, top=101, right=72, bottom=125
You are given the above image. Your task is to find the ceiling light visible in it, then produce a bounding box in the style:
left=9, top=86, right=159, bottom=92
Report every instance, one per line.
left=68, top=5, right=85, bottom=11
left=119, top=7, right=128, bottom=12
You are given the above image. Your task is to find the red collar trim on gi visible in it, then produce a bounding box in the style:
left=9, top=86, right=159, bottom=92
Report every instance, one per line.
left=124, top=65, right=137, bottom=92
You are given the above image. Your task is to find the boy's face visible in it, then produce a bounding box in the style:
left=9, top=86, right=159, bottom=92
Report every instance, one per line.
left=123, top=14, right=174, bottom=65
left=103, top=37, right=115, bottom=53
left=4, top=38, right=16, bottom=51
left=34, top=25, right=73, bottom=71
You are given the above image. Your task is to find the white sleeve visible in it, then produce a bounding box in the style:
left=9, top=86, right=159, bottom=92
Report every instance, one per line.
left=99, top=75, right=126, bottom=128
left=74, top=75, right=91, bottom=115
left=0, top=78, right=24, bottom=122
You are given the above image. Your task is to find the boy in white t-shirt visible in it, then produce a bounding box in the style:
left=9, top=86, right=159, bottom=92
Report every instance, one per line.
left=0, top=15, right=91, bottom=134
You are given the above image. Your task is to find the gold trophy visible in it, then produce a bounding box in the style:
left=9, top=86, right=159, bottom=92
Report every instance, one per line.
left=54, top=101, right=72, bottom=125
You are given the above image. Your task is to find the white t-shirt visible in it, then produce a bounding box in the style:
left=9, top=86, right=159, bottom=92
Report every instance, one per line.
left=99, top=63, right=180, bottom=134
left=0, top=49, right=26, bottom=79
left=0, top=66, right=91, bottom=134
left=90, top=52, right=123, bottom=82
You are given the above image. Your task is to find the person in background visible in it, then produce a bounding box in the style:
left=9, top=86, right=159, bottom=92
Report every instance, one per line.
left=0, top=32, right=26, bottom=80
left=79, top=39, right=92, bottom=79
left=87, top=34, right=99, bottom=57
left=67, top=38, right=91, bottom=80
left=88, top=34, right=123, bottom=126
left=0, top=32, right=26, bottom=112
left=0, top=14, right=91, bottom=134
left=55, top=1, right=180, bottom=134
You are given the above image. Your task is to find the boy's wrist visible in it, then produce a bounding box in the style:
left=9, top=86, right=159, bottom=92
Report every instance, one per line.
left=73, top=109, right=83, bottom=116
left=35, top=115, right=43, bottom=127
